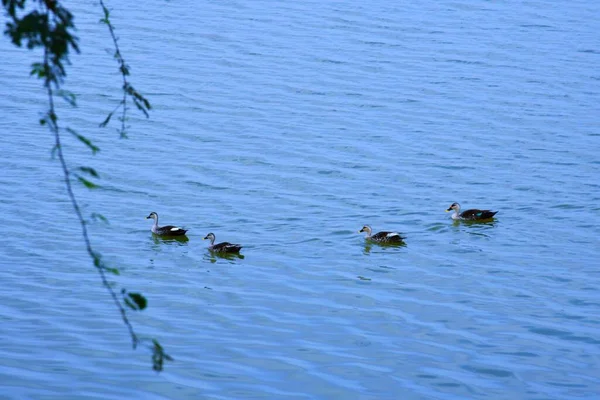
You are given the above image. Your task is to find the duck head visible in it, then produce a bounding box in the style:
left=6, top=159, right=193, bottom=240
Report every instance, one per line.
left=445, top=203, right=460, bottom=212
left=358, top=225, right=372, bottom=235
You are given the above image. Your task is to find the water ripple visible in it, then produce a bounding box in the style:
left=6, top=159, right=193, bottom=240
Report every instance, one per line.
left=1, top=0, right=600, bottom=398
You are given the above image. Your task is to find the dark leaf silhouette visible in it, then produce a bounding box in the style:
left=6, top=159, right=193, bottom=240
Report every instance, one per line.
left=77, top=176, right=98, bottom=189
left=67, top=128, right=100, bottom=154
left=124, top=292, right=147, bottom=311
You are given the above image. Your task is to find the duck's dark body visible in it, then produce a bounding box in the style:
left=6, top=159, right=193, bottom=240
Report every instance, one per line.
left=146, top=212, right=188, bottom=236
left=369, top=231, right=406, bottom=243
left=458, top=209, right=498, bottom=221
left=446, top=202, right=498, bottom=221
left=359, top=225, right=405, bottom=244
left=210, top=242, right=243, bottom=253
left=204, top=232, right=242, bottom=253
left=154, top=225, right=188, bottom=236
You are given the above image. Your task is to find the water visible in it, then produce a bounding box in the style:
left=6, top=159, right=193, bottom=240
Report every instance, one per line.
left=1, top=0, right=599, bottom=398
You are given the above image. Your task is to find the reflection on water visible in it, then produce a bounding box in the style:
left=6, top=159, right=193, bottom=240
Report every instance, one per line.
left=450, top=219, right=497, bottom=238
left=362, top=241, right=407, bottom=255
left=451, top=219, right=497, bottom=227
left=151, top=234, right=189, bottom=245
left=1, top=0, right=599, bottom=398
left=204, top=251, right=245, bottom=263
left=455, top=219, right=497, bottom=226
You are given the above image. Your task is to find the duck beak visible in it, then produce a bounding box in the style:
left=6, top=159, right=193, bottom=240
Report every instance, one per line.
left=203, top=237, right=207, bottom=240
left=146, top=216, right=151, bottom=219
left=445, top=208, right=451, bottom=212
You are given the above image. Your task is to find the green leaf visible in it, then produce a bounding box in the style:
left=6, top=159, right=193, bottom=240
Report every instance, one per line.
left=91, top=251, right=102, bottom=268
left=67, top=128, right=100, bottom=154
left=77, top=176, right=98, bottom=189
left=124, top=292, right=147, bottom=311
left=151, top=339, right=173, bottom=372
left=133, top=99, right=149, bottom=118
left=30, top=62, right=45, bottom=78
left=91, top=213, right=109, bottom=224
left=57, top=89, right=77, bottom=106
left=79, top=166, right=99, bottom=178
left=124, top=83, right=151, bottom=116
left=103, top=267, right=120, bottom=275
left=99, top=111, right=113, bottom=128
left=101, top=4, right=110, bottom=21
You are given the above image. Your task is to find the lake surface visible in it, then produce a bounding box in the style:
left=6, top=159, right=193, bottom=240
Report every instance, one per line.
left=1, top=0, right=599, bottom=398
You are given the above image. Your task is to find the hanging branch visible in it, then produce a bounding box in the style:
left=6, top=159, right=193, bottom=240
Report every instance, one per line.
left=98, top=0, right=151, bottom=137
left=3, top=0, right=171, bottom=371
left=43, top=45, right=140, bottom=347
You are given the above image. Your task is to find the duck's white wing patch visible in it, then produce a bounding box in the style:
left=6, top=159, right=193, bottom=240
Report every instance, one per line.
left=386, top=232, right=400, bottom=238
left=171, top=227, right=182, bottom=231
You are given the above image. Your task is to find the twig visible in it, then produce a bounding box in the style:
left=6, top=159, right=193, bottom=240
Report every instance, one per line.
left=43, top=45, right=139, bottom=347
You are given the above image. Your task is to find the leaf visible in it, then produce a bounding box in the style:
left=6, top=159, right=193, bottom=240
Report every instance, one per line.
left=124, top=292, right=147, bottom=311
left=79, top=166, right=99, bottom=178
left=67, top=128, right=100, bottom=154
left=152, top=339, right=173, bottom=372
left=77, top=176, right=98, bottom=189
left=30, top=62, right=45, bottom=78
left=133, top=99, right=149, bottom=118
left=91, top=213, right=109, bottom=224
left=57, top=89, right=77, bottom=106
left=124, top=83, right=151, bottom=116
left=101, top=4, right=110, bottom=22
left=103, top=267, right=120, bottom=275
left=91, top=251, right=102, bottom=268
left=99, top=111, right=113, bottom=127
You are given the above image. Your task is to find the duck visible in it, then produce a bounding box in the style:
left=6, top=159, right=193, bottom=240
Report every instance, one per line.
left=203, top=232, right=242, bottom=253
left=146, top=212, right=188, bottom=236
left=359, top=225, right=405, bottom=244
left=445, top=202, right=498, bottom=221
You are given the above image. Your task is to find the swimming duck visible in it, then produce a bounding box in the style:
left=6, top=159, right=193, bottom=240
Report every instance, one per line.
left=445, top=202, right=498, bottom=221
left=203, top=232, right=242, bottom=253
left=359, top=225, right=405, bottom=244
left=146, top=212, right=188, bottom=236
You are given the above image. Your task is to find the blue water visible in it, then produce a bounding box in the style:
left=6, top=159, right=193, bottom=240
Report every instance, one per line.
left=1, top=0, right=599, bottom=398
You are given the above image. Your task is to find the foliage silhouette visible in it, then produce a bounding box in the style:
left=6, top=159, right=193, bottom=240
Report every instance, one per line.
left=3, top=0, right=170, bottom=371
